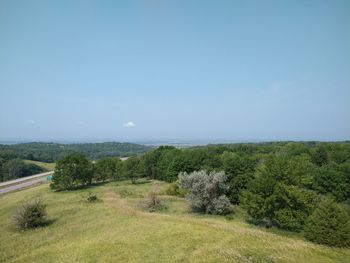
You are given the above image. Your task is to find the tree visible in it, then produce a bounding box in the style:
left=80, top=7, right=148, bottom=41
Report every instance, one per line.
left=50, top=153, right=93, bottom=190
left=220, top=152, right=256, bottom=204
left=270, top=184, right=318, bottom=231
left=122, top=156, right=145, bottom=183
left=311, top=144, right=329, bottom=166
left=179, top=170, right=232, bottom=215
left=304, top=199, right=350, bottom=247
left=3, top=159, right=25, bottom=180
left=241, top=156, right=318, bottom=231
left=94, top=157, right=122, bottom=182
left=313, top=162, right=350, bottom=202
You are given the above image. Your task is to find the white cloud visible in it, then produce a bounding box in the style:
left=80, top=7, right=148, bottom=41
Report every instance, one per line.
left=123, top=121, right=136, bottom=128
left=27, top=119, right=35, bottom=124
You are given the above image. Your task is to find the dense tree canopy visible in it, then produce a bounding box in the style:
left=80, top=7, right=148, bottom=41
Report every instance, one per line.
left=51, top=153, right=93, bottom=190
left=304, top=198, right=350, bottom=247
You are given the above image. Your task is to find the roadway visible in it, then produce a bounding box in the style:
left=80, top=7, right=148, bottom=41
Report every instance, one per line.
left=0, top=171, right=53, bottom=195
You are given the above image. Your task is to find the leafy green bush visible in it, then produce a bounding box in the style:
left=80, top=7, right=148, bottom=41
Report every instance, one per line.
left=13, top=198, right=47, bottom=230
left=304, top=199, right=350, bottom=247
left=165, top=181, right=187, bottom=197
left=179, top=170, right=233, bottom=215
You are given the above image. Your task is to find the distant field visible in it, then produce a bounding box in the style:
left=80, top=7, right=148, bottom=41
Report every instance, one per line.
left=24, top=160, right=56, bottom=171
left=0, top=181, right=349, bottom=263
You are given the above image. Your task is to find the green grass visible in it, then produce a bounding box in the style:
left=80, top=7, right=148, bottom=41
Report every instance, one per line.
left=0, top=180, right=349, bottom=263
left=24, top=160, right=56, bottom=171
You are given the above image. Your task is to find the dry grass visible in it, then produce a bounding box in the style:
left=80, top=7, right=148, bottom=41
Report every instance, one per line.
left=0, top=180, right=349, bottom=263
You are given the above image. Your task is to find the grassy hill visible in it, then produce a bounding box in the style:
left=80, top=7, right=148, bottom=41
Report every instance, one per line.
left=0, top=181, right=349, bottom=263
left=24, top=160, right=56, bottom=171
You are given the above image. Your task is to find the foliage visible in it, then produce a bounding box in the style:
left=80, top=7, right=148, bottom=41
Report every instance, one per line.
left=94, top=157, right=122, bottom=182
left=179, top=170, right=233, bottom=215
left=86, top=192, right=98, bottom=202
left=13, top=198, right=47, bottom=230
left=50, top=153, right=93, bottom=190
left=304, top=199, right=350, bottom=247
left=0, top=142, right=151, bottom=162
left=221, top=151, right=255, bottom=204
left=146, top=191, right=163, bottom=212
left=0, top=158, right=44, bottom=182
left=241, top=156, right=319, bottom=231
left=165, top=181, right=187, bottom=197
left=312, top=161, right=350, bottom=202
left=310, top=144, right=329, bottom=166
left=123, top=156, right=145, bottom=183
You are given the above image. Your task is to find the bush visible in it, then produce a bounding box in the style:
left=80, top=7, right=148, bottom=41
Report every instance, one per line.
left=147, top=191, right=163, bottom=212
left=13, top=198, right=47, bottom=230
left=304, top=199, right=350, bottom=247
left=165, top=181, right=187, bottom=197
left=86, top=192, right=98, bottom=202
left=179, top=170, right=233, bottom=215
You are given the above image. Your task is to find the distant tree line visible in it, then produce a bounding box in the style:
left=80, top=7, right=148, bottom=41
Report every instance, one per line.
left=0, top=142, right=152, bottom=162
left=51, top=141, right=350, bottom=247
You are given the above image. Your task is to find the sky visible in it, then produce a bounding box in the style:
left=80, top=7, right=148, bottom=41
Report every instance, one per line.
left=0, top=0, right=349, bottom=142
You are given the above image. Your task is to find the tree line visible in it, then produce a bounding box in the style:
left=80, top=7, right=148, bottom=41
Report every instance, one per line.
left=0, top=150, right=45, bottom=182
left=0, top=141, right=151, bottom=182
left=0, top=142, right=151, bottom=162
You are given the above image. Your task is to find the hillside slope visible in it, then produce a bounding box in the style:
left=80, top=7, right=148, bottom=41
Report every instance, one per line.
left=0, top=181, right=349, bottom=263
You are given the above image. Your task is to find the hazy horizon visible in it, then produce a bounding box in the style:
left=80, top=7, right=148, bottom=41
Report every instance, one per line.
left=1, top=1, right=349, bottom=142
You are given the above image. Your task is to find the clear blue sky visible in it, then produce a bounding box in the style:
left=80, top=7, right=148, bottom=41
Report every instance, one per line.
left=0, top=0, right=349, bottom=142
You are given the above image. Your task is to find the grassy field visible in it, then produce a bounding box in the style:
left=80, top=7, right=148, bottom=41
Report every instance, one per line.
left=24, top=160, right=56, bottom=171
left=0, top=180, right=349, bottom=263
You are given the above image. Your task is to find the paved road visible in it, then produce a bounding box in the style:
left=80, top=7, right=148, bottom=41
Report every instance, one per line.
left=0, top=171, right=53, bottom=195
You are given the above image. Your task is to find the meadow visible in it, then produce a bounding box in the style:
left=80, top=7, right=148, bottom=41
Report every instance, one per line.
left=0, top=180, right=349, bottom=263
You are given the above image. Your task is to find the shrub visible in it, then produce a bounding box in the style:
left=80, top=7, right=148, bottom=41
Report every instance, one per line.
left=179, top=170, right=233, bottom=215
left=208, top=195, right=233, bottom=215
left=225, top=213, right=235, bottom=221
left=147, top=191, right=163, bottom=212
left=165, top=181, right=187, bottom=197
left=13, top=198, right=47, bottom=230
left=86, top=192, right=98, bottom=202
left=304, top=199, right=350, bottom=247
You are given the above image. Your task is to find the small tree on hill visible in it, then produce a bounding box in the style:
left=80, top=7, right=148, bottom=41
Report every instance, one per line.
left=50, top=153, right=93, bottom=190
left=304, top=198, right=350, bottom=247
left=123, top=156, right=145, bottom=184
